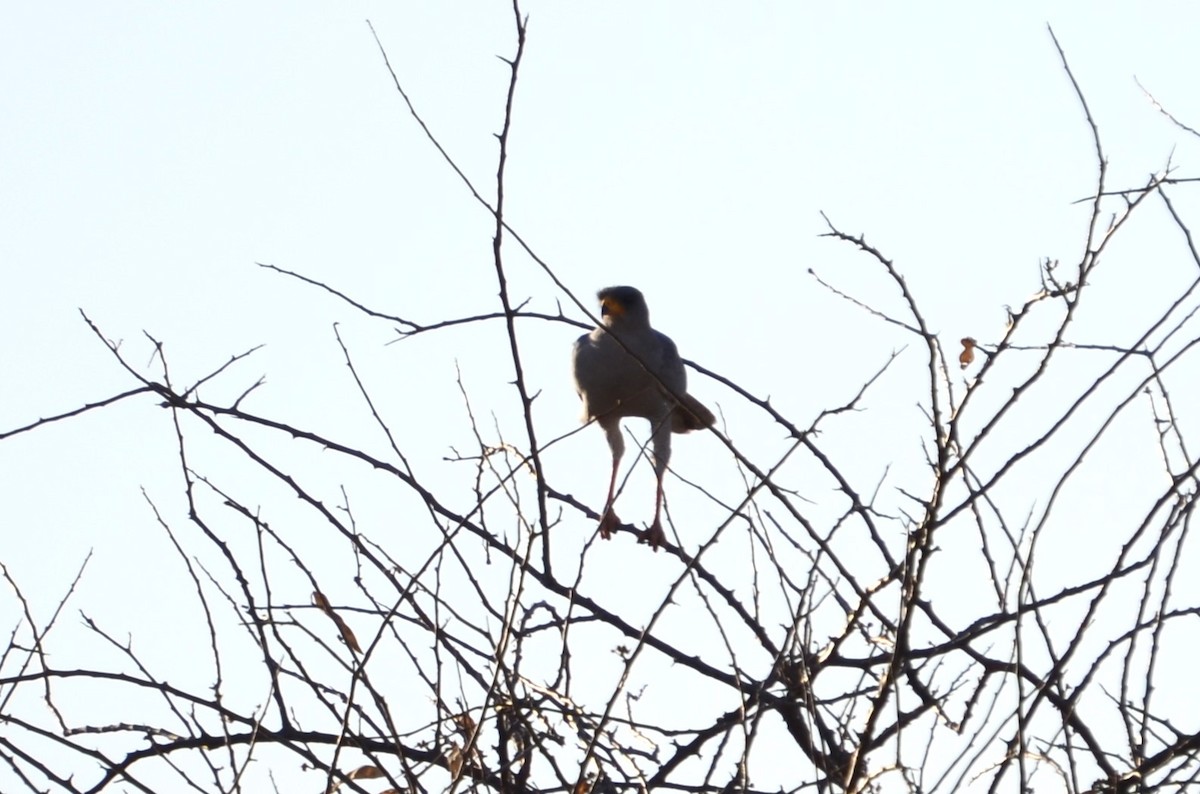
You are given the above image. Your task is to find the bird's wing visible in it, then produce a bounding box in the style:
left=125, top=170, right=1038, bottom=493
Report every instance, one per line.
left=571, top=332, right=601, bottom=416
left=570, top=333, right=591, bottom=388
left=649, top=330, right=688, bottom=396
left=572, top=330, right=633, bottom=421
left=649, top=330, right=715, bottom=431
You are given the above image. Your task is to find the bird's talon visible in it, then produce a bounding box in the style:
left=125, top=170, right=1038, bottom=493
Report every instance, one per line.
left=598, top=509, right=621, bottom=540
left=637, top=521, right=666, bottom=551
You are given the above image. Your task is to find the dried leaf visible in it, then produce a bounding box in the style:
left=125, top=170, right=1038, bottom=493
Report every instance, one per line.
left=349, top=765, right=385, bottom=780
left=325, top=766, right=388, bottom=794
left=453, top=712, right=477, bottom=737
left=312, top=591, right=363, bottom=654
left=334, top=615, right=361, bottom=653
left=959, top=337, right=976, bottom=370
left=447, top=744, right=464, bottom=779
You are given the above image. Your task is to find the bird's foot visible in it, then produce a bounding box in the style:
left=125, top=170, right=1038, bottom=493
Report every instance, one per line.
left=637, top=520, right=666, bottom=552
left=598, top=508, right=621, bottom=540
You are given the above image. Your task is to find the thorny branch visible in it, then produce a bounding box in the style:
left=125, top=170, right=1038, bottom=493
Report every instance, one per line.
left=4, top=17, right=1200, bottom=794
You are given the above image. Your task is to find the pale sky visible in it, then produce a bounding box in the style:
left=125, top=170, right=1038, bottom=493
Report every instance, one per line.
left=4, top=3, right=1200, bottom=792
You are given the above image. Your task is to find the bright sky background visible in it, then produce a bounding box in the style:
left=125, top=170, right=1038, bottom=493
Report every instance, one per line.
left=4, top=3, right=1200, bottom=792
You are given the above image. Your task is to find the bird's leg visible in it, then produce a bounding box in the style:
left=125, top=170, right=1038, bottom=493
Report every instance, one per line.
left=598, top=420, right=624, bottom=540
left=638, top=473, right=667, bottom=551
left=598, top=456, right=621, bottom=539
left=638, top=416, right=672, bottom=551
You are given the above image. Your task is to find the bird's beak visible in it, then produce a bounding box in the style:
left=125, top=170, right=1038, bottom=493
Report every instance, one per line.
left=600, top=298, right=623, bottom=318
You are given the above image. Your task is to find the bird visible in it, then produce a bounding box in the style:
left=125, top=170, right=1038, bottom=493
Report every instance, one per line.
left=571, top=286, right=715, bottom=550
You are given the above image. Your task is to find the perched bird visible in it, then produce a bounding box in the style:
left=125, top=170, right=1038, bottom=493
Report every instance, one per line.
left=572, top=286, right=715, bottom=550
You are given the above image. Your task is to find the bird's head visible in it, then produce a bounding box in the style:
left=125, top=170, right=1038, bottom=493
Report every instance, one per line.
left=597, top=286, right=650, bottom=329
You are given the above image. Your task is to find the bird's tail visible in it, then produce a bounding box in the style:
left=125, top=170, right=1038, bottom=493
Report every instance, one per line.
left=673, top=394, right=716, bottom=433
